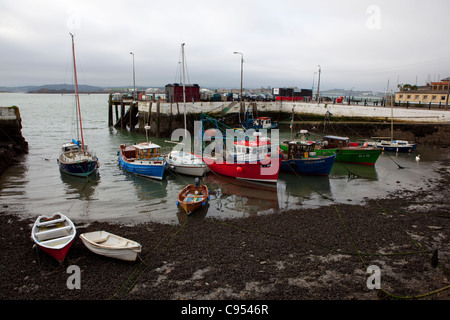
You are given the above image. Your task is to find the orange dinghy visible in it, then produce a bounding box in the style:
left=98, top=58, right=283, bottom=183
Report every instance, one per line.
left=177, top=178, right=210, bottom=215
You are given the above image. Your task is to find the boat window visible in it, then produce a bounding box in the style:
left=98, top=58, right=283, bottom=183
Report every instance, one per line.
left=252, top=148, right=257, bottom=154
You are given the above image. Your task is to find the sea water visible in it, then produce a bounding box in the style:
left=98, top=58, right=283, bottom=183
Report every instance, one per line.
left=0, top=93, right=447, bottom=225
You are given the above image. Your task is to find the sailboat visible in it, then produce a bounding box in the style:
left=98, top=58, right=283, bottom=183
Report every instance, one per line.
left=58, top=33, right=99, bottom=177
left=366, top=91, right=417, bottom=153
left=166, top=43, right=208, bottom=177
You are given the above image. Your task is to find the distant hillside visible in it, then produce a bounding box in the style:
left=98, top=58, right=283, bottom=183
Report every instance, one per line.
left=0, top=84, right=105, bottom=93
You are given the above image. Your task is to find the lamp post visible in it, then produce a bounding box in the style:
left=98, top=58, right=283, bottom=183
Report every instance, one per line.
left=312, top=72, right=317, bottom=102
left=316, top=65, right=321, bottom=102
left=234, top=51, right=244, bottom=112
left=349, top=87, right=355, bottom=105
left=130, top=52, right=135, bottom=99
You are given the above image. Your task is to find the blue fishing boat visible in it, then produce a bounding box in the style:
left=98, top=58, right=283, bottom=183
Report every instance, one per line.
left=280, top=140, right=336, bottom=176
left=118, top=142, right=167, bottom=180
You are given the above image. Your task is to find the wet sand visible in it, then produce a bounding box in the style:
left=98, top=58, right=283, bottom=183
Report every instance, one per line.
left=1, top=159, right=449, bottom=304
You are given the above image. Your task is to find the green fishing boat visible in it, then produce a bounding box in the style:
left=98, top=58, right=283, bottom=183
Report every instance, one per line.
left=280, top=134, right=382, bottom=166
left=314, top=135, right=382, bottom=166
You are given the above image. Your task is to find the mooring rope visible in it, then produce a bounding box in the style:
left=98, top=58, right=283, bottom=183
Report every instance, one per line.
left=110, top=221, right=188, bottom=299
left=335, top=203, right=450, bottom=300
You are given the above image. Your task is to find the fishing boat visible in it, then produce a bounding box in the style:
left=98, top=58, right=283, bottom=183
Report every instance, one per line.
left=58, top=33, right=99, bottom=177
left=118, top=141, right=167, bottom=180
left=281, top=140, right=336, bottom=176
left=237, top=108, right=277, bottom=131
left=80, top=231, right=142, bottom=262
left=366, top=139, right=417, bottom=153
left=314, top=135, right=382, bottom=166
left=167, top=150, right=208, bottom=177
left=177, top=178, right=210, bottom=215
left=365, top=97, right=417, bottom=153
left=31, top=212, right=76, bottom=262
left=166, top=44, right=209, bottom=175
left=204, top=132, right=281, bottom=184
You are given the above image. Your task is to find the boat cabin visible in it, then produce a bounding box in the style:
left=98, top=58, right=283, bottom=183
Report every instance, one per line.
left=232, top=135, right=272, bottom=161
left=134, top=143, right=162, bottom=160
left=322, top=135, right=350, bottom=148
left=255, top=117, right=274, bottom=129
left=283, top=141, right=316, bottom=160
left=121, top=142, right=162, bottom=161
left=61, top=142, right=87, bottom=153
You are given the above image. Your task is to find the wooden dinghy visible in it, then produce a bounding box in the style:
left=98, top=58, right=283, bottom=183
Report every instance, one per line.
left=80, top=231, right=142, bottom=262
left=177, top=178, right=210, bottom=215
left=31, top=213, right=76, bottom=262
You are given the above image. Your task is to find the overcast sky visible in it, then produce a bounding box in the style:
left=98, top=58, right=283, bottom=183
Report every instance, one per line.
left=1, top=0, right=450, bottom=92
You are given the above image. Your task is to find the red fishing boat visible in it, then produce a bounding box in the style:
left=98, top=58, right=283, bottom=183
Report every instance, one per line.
left=204, top=133, right=281, bottom=184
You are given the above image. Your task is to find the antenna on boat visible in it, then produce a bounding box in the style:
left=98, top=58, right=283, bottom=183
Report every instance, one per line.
left=181, top=43, right=187, bottom=139
left=69, top=32, right=85, bottom=153
left=145, top=125, right=151, bottom=143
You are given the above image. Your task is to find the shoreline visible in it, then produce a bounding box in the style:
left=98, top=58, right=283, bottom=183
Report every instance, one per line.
left=1, top=158, right=449, bottom=301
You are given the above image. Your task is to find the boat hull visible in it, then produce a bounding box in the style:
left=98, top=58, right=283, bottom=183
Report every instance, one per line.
left=118, top=149, right=167, bottom=180
left=314, top=148, right=382, bottom=166
left=168, top=164, right=208, bottom=177
left=80, top=231, right=142, bottom=262
left=205, top=157, right=281, bottom=183
left=281, top=154, right=336, bottom=176
left=58, top=157, right=99, bottom=177
left=31, top=213, right=76, bottom=262
left=167, top=152, right=208, bottom=177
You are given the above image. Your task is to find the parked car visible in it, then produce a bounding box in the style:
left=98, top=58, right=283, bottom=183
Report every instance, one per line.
left=263, top=93, right=275, bottom=101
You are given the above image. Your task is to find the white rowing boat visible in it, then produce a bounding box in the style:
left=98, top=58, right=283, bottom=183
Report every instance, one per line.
left=80, top=231, right=142, bottom=261
left=31, top=212, right=76, bottom=262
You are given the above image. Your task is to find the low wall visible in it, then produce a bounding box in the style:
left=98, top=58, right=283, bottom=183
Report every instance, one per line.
left=137, top=101, right=450, bottom=123
left=0, top=106, right=29, bottom=175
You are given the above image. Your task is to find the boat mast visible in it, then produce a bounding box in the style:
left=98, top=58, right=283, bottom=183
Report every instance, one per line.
left=70, top=33, right=85, bottom=153
left=181, top=43, right=187, bottom=138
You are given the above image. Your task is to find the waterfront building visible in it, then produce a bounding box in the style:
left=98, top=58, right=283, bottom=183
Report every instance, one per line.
left=165, top=83, right=200, bottom=103
left=395, top=77, right=449, bottom=105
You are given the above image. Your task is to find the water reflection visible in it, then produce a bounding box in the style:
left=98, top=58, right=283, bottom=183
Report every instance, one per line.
left=330, top=162, right=378, bottom=181
left=59, top=172, right=100, bottom=201
left=205, top=173, right=279, bottom=217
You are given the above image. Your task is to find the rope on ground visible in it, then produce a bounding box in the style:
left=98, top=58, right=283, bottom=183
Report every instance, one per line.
left=109, top=221, right=188, bottom=299
left=336, top=203, right=450, bottom=300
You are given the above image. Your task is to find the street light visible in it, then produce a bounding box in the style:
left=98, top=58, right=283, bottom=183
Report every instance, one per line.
left=234, top=51, right=244, bottom=112
left=349, top=87, right=355, bottom=105
left=130, top=52, right=136, bottom=98
left=316, top=65, right=321, bottom=102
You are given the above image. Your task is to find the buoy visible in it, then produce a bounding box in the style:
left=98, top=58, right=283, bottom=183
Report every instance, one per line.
left=237, top=166, right=243, bottom=173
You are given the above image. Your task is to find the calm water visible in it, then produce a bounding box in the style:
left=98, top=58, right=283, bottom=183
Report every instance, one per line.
left=0, top=93, right=448, bottom=225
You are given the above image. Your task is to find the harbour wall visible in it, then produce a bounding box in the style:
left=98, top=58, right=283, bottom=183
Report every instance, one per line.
left=109, top=99, right=450, bottom=147
left=0, top=107, right=28, bottom=176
